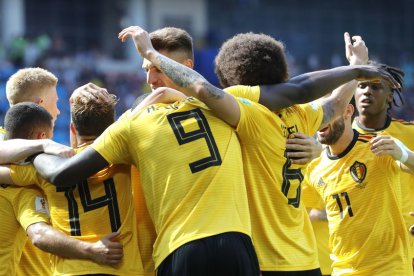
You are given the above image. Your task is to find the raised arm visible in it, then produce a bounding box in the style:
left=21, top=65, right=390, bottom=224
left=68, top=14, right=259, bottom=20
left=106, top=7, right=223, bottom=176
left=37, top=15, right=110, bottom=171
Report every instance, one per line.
left=33, top=147, right=108, bottom=187
left=0, top=139, right=74, bottom=164
left=317, top=33, right=369, bottom=129
left=119, top=26, right=241, bottom=127
left=259, top=62, right=398, bottom=112
left=258, top=32, right=397, bottom=112
left=119, top=26, right=400, bottom=128
left=27, top=222, right=123, bottom=265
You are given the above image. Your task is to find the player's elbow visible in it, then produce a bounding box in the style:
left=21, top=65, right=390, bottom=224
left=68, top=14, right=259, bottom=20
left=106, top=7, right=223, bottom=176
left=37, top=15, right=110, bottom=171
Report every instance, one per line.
left=50, top=168, right=76, bottom=187
left=27, top=223, right=50, bottom=251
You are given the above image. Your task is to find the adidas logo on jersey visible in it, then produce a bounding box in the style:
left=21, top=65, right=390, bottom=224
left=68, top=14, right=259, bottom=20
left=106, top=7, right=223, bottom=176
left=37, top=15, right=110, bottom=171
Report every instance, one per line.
left=317, top=177, right=326, bottom=187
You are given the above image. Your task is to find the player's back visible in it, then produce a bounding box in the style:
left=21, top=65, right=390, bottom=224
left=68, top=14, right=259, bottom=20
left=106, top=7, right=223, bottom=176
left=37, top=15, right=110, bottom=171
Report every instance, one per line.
left=93, top=97, right=250, bottom=267
left=11, top=156, right=144, bottom=275
left=0, top=185, right=49, bottom=276
left=226, top=86, right=321, bottom=271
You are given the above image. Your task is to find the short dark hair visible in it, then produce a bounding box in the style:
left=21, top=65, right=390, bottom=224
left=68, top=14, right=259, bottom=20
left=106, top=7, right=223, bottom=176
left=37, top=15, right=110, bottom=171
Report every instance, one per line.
left=215, top=32, right=289, bottom=88
left=70, top=93, right=118, bottom=137
left=150, top=27, right=194, bottom=61
left=5, top=102, right=53, bottom=139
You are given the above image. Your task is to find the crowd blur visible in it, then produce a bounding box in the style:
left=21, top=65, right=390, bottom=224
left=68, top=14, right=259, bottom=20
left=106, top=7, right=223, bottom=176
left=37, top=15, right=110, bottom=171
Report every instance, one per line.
left=1, top=34, right=413, bottom=145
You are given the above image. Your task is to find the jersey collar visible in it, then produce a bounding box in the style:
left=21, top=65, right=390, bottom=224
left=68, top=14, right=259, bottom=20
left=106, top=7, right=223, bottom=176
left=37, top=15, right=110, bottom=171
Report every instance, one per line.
left=326, top=129, right=359, bottom=160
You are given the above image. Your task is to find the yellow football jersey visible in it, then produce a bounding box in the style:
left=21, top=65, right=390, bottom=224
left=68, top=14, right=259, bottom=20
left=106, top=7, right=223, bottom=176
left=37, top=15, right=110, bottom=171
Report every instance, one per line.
left=0, top=127, right=5, bottom=140
left=92, top=98, right=250, bottom=268
left=302, top=181, right=332, bottom=276
left=353, top=116, right=414, bottom=258
left=11, top=146, right=146, bottom=275
left=0, top=126, right=52, bottom=276
left=305, top=130, right=412, bottom=275
left=131, top=166, right=156, bottom=274
left=0, top=184, right=49, bottom=276
left=121, top=109, right=157, bottom=274
left=225, top=85, right=322, bottom=271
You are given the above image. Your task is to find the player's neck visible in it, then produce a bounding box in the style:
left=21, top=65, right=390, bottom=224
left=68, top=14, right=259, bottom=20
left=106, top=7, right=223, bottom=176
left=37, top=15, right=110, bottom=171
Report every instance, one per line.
left=77, top=135, right=97, bottom=148
left=357, top=113, right=388, bottom=130
left=328, top=128, right=354, bottom=156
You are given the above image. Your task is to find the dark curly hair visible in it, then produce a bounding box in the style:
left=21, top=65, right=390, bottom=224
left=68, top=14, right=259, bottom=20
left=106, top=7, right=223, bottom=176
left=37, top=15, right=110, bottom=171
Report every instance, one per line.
left=215, top=32, right=289, bottom=88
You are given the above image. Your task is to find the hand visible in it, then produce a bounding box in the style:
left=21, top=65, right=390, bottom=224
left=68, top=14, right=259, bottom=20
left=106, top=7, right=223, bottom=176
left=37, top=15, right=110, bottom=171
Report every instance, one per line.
left=87, top=232, right=123, bottom=265
left=43, top=140, right=75, bottom=158
left=70, top=83, right=116, bottom=105
left=409, top=212, right=414, bottom=236
left=344, top=32, right=368, bottom=65
left=309, top=209, right=327, bottom=222
left=370, top=136, right=404, bottom=160
left=118, top=26, right=155, bottom=59
left=354, top=64, right=401, bottom=90
left=285, top=132, right=323, bottom=164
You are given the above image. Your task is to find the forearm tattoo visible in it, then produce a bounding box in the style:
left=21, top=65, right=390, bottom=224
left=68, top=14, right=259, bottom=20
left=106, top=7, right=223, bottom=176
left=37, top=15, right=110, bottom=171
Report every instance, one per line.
left=321, top=104, right=335, bottom=127
left=157, top=55, right=199, bottom=88
left=157, top=55, right=224, bottom=100
left=202, top=81, right=224, bottom=100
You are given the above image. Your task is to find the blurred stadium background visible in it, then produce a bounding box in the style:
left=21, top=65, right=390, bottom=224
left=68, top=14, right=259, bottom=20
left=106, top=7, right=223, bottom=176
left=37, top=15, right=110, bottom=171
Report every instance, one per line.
left=1, top=0, right=413, bottom=145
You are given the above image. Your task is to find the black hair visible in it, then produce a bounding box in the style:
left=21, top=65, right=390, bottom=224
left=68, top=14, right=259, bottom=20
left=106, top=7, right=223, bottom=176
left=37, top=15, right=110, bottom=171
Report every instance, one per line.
left=368, top=60, right=405, bottom=111
left=215, top=32, right=288, bottom=88
left=5, top=102, right=52, bottom=139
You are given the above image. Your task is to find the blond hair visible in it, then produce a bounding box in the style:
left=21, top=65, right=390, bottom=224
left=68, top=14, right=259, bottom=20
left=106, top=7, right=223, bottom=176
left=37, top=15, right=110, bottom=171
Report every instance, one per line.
left=6, top=67, right=58, bottom=105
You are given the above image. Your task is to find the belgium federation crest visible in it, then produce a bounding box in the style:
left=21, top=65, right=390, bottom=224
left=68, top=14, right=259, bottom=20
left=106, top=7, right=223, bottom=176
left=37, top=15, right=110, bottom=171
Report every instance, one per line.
left=349, top=161, right=367, bottom=184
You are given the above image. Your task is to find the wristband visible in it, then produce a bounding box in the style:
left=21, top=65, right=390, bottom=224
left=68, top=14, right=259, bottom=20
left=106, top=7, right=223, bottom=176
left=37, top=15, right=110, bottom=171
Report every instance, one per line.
left=395, top=139, right=409, bottom=163
left=399, top=147, right=409, bottom=163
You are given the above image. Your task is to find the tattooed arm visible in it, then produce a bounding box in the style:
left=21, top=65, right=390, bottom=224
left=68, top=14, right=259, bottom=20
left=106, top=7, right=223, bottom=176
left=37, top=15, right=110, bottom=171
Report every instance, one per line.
left=316, top=33, right=369, bottom=129
left=118, top=27, right=398, bottom=130
left=118, top=26, right=241, bottom=127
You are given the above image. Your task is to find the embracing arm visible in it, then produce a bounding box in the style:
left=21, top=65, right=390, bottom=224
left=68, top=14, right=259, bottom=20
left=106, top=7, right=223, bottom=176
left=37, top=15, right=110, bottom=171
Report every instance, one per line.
left=0, top=139, right=74, bottom=164
left=119, top=26, right=240, bottom=127
left=258, top=63, right=399, bottom=112
left=27, top=222, right=123, bottom=265
left=33, top=147, right=109, bottom=187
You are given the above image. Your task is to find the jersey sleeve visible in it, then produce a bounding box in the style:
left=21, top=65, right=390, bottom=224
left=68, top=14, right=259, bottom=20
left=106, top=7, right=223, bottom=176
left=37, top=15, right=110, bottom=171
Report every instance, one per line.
left=0, top=127, right=5, bottom=141
left=297, top=102, right=324, bottom=135
left=92, top=117, right=133, bottom=165
left=13, top=187, right=50, bottom=231
left=234, top=96, right=279, bottom=143
left=10, top=164, right=40, bottom=187
left=224, top=85, right=260, bottom=103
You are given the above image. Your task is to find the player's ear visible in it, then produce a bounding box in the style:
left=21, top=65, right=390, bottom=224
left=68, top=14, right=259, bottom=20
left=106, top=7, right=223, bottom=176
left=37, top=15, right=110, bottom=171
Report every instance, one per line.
left=35, top=96, right=44, bottom=105
left=37, top=131, right=47, bottom=139
left=386, top=91, right=393, bottom=104
left=70, top=123, right=76, bottom=136
left=344, top=104, right=354, bottom=119
left=70, top=122, right=78, bottom=148
left=183, top=58, right=194, bottom=69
